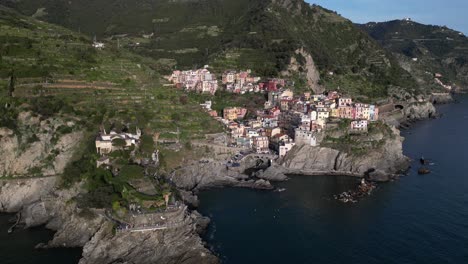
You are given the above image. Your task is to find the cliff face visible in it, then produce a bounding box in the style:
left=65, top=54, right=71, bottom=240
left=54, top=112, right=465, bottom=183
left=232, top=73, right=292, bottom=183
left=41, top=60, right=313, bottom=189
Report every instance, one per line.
left=403, top=102, right=437, bottom=120
left=0, top=111, right=83, bottom=177
left=79, top=211, right=218, bottom=264
left=0, top=177, right=218, bottom=264
left=170, top=156, right=273, bottom=191
left=275, top=126, right=410, bottom=181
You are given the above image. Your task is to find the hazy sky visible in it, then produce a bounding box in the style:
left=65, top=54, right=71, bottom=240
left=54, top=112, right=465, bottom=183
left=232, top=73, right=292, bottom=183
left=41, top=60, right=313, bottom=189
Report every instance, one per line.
left=308, top=0, right=468, bottom=34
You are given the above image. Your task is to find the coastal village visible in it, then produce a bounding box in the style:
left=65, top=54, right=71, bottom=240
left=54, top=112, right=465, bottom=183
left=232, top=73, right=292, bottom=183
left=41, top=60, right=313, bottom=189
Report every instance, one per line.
left=88, top=65, right=383, bottom=230
left=167, top=66, right=380, bottom=158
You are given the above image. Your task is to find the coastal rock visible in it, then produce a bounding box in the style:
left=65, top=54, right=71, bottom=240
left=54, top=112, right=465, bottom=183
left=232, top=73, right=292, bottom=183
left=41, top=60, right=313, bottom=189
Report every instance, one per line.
left=257, top=164, right=289, bottom=182
left=0, top=177, right=56, bottom=212
left=169, top=155, right=265, bottom=190
left=430, top=93, right=454, bottom=104
left=191, top=210, right=211, bottom=235
left=403, top=102, right=436, bottom=121
left=0, top=112, right=83, bottom=177
left=170, top=161, right=245, bottom=190
left=79, top=211, right=218, bottom=264
left=280, top=127, right=410, bottom=179
left=179, top=190, right=200, bottom=208
left=0, top=177, right=219, bottom=263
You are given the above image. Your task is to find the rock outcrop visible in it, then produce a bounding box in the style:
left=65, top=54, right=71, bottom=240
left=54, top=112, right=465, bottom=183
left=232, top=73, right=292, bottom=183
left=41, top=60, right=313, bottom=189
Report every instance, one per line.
left=283, top=48, right=324, bottom=94
left=0, top=177, right=219, bottom=264
left=430, top=93, right=454, bottom=104
left=403, top=101, right=437, bottom=121
left=79, top=211, right=218, bottom=264
left=0, top=111, right=83, bottom=177
left=264, top=127, right=410, bottom=182
left=169, top=155, right=273, bottom=191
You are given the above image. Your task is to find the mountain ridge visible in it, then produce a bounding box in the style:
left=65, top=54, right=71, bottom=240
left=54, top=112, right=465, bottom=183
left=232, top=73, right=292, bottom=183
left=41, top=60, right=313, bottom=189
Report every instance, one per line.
left=1, top=0, right=419, bottom=99
left=359, top=19, right=468, bottom=91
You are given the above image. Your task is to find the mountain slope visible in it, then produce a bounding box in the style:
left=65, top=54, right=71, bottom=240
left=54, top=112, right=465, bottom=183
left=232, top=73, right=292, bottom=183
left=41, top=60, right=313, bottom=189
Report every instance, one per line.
left=2, top=0, right=418, bottom=99
left=0, top=5, right=222, bottom=141
left=360, top=19, right=468, bottom=91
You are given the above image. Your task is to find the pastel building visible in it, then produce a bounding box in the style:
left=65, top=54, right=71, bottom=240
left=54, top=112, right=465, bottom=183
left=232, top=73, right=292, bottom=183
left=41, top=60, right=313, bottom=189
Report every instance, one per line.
left=223, top=107, right=248, bottom=120
left=252, top=136, right=270, bottom=153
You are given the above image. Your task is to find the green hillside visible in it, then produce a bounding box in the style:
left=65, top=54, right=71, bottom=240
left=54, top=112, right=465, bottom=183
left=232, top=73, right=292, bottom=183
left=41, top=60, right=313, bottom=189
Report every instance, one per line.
left=1, top=0, right=418, bottom=99
left=0, top=5, right=222, bottom=141
left=360, top=19, right=468, bottom=91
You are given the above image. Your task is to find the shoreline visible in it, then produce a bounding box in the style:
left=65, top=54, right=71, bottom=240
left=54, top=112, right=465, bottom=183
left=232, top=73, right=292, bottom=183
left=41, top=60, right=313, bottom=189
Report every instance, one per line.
left=0, top=95, right=456, bottom=264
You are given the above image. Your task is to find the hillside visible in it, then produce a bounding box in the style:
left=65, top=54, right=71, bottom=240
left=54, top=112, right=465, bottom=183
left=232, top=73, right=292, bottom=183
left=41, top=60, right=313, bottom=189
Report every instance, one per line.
left=0, top=5, right=222, bottom=140
left=360, top=19, right=468, bottom=91
left=1, top=0, right=418, bottom=99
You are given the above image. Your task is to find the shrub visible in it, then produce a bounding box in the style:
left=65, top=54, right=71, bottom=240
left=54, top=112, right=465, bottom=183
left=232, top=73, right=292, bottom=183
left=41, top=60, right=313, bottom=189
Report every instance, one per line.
left=140, top=134, right=155, bottom=155
left=119, top=165, right=144, bottom=180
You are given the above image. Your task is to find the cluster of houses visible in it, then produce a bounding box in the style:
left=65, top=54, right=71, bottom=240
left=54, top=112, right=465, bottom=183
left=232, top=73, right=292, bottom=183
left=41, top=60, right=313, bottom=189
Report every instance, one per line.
left=168, top=67, right=218, bottom=95
left=168, top=67, right=292, bottom=95
left=200, top=88, right=380, bottom=158
left=221, top=70, right=262, bottom=94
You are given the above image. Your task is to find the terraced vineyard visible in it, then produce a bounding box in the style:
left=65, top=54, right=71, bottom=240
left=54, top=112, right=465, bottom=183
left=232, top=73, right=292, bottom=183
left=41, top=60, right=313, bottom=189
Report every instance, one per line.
left=0, top=6, right=222, bottom=141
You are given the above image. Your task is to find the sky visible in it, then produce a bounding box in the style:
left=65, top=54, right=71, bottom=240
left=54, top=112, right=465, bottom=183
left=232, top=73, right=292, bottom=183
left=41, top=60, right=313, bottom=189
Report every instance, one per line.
left=307, top=0, right=468, bottom=34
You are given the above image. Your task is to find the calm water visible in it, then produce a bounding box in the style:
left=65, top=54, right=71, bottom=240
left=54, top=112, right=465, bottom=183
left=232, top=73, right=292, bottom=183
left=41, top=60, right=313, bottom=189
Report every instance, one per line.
left=199, top=95, right=468, bottom=264
left=0, top=214, right=82, bottom=264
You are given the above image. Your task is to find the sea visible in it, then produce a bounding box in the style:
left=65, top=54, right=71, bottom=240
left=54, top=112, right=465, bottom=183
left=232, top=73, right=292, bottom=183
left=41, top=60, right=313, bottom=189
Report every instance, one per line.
left=1, top=95, right=467, bottom=264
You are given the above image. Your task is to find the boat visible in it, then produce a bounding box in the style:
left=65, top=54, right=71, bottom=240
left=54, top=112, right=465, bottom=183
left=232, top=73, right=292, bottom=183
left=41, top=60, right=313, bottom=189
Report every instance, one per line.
left=418, top=167, right=431, bottom=175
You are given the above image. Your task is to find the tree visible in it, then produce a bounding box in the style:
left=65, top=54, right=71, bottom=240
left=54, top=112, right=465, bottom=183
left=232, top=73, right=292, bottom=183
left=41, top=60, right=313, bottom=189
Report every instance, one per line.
left=8, top=71, right=15, bottom=97
left=119, top=165, right=144, bottom=180
left=112, top=138, right=127, bottom=148
left=140, top=135, right=155, bottom=155
left=179, top=95, right=189, bottom=105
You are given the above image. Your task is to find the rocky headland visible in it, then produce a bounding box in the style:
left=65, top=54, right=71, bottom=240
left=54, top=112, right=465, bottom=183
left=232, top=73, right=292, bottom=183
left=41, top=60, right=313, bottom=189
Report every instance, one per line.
left=0, top=176, right=218, bottom=264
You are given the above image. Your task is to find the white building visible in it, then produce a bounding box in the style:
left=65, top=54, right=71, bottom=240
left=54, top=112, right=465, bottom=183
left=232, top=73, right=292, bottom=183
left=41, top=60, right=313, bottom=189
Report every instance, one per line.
left=338, top=98, right=352, bottom=107
left=350, top=120, right=368, bottom=132
left=279, top=142, right=295, bottom=158
left=95, top=128, right=141, bottom=154
left=92, top=42, right=105, bottom=49
left=295, top=128, right=317, bottom=146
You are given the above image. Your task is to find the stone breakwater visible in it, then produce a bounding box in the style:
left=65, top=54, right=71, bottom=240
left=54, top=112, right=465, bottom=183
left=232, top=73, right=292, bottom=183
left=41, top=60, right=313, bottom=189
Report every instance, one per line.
left=0, top=177, right=218, bottom=264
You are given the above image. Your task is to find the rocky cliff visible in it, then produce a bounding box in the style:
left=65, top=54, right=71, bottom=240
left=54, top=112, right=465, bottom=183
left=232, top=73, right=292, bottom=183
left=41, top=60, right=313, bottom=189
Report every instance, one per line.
left=403, top=101, right=437, bottom=121
left=0, top=177, right=218, bottom=264
left=261, top=126, right=410, bottom=182
left=0, top=111, right=83, bottom=177
left=169, top=156, right=273, bottom=192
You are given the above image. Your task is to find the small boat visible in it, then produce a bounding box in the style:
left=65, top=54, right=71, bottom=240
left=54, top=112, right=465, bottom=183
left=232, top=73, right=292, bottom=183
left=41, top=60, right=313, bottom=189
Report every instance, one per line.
left=418, top=167, right=431, bottom=175
left=276, top=188, right=286, bottom=193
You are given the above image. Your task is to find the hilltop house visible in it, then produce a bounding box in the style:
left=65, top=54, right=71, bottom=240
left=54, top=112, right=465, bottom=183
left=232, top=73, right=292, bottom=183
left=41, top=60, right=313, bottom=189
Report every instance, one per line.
left=95, top=128, right=141, bottom=155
